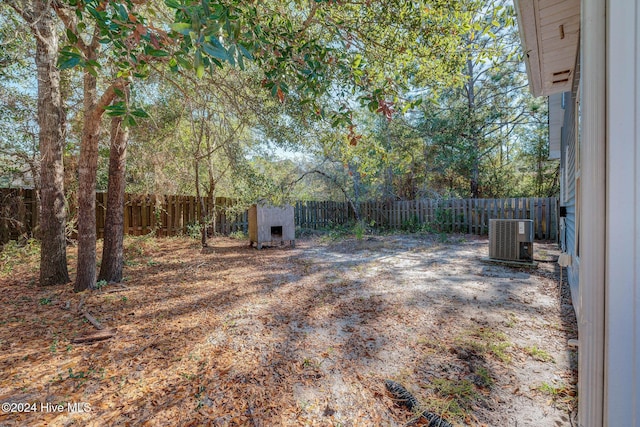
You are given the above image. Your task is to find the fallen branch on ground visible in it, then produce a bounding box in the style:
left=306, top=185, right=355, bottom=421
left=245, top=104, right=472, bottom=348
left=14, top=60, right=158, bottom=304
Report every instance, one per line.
left=71, top=328, right=116, bottom=344
left=104, top=286, right=130, bottom=294
left=82, top=311, right=103, bottom=330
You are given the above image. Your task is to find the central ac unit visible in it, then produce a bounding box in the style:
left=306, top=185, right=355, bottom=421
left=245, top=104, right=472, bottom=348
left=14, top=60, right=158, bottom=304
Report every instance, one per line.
left=489, top=219, right=534, bottom=262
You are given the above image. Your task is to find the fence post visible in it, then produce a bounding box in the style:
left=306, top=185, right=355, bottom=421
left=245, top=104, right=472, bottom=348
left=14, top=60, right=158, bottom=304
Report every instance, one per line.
left=0, top=190, right=563, bottom=242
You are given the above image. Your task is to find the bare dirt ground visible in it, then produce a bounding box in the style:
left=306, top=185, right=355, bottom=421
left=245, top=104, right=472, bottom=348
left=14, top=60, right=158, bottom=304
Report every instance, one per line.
left=0, top=233, right=577, bottom=426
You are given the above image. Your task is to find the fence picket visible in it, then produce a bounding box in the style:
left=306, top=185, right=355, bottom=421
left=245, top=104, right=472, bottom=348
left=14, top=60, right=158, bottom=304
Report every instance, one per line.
left=1, top=190, right=560, bottom=243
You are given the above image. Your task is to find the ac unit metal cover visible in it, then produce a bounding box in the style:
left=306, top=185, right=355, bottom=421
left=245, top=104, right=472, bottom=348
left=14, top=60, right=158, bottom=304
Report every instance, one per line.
left=489, top=219, right=534, bottom=261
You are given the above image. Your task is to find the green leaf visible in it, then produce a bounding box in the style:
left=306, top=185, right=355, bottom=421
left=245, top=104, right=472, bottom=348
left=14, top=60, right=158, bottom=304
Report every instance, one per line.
left=237, top=53, right=245, bottom=70
left=238, top=44, right=254, bottom=60
left=195, top=48, right=205, bottom=77
left=171, top=22, right=192, bottom=35
left=125, top=115, right=137, bottom=127
left=194, top=48, right=202, bottom=67
left=227, top=45, right=236, bottom=66
left=146, top=49, right=170, bottom=57
left=58, top=55, right=81, bottom=69
left=87, top=6, right=105, bottom=21
left=353, top=54, right=362, bottom=68
left=116, top=4, right=128, bottom=22
left=66, top=29, right=77, bottom=44
left=177, top=56, right=192, bottom=70
left=202, top=43, right=228, bottom=62
left=201, top=0, right=210, bottom=15
left=207, top=4, right=225, bottom=20
left=131, top=108, right=149, bottom=118
left=164, top=0, right=181, bottom=8
left=105, top=101, right=126, bottom=112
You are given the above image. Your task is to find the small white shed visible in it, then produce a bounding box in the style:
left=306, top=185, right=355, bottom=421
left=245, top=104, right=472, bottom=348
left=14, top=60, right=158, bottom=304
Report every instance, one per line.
left=248, top=203, right=295, bottom=249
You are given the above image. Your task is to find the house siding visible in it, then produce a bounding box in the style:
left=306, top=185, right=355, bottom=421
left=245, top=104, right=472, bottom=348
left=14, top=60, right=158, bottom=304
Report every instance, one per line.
left=560, top=90, right=580, bottom=317
left=605, top=0, right=640, bottom=423
left=515, top=0, right=640, bottom=423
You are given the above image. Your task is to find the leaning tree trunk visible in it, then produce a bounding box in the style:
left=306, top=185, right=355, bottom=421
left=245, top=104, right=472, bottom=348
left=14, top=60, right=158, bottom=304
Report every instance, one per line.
left=33, top=1, right=70, bottom=286
left=98, top=114, right=128, bottom=283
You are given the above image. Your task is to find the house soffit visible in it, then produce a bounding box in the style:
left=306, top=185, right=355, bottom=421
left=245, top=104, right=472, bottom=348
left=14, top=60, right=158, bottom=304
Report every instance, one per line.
left=515, top=0, right=580, bottom=97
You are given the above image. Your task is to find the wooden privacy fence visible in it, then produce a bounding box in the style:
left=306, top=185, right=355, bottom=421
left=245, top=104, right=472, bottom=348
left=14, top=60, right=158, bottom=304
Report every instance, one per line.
left=1, top=189, right=558, bottom=243
left=0, top=188, right=38, bottom=243
left=95, top=193, right=249, bottom=238
left=354, top=197, right=558, bottom=240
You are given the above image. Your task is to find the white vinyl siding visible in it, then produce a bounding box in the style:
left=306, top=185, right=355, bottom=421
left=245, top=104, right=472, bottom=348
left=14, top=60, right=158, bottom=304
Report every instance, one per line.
left=605, top=0, right=640, bottom=424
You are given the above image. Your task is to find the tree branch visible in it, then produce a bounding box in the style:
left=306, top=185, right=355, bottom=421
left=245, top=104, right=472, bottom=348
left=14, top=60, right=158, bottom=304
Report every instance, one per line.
left=91, top=79, right=129, bottom=121
left=291, top=169, right=360, bottom=221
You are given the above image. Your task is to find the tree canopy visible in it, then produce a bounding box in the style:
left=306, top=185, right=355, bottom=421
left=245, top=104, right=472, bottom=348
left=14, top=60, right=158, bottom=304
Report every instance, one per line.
left=0, top=0, right=558, bottom=288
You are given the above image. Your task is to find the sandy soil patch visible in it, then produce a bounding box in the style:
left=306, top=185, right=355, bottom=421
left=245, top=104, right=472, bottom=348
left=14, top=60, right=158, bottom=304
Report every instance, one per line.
left=0, top=233, right=577, bottom=426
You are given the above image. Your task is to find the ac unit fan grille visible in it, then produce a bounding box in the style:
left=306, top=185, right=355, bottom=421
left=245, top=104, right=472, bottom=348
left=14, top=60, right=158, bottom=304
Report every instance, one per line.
left=492, top=220, right=518, bottom=260
left=489, top=219, right=533, bottom=261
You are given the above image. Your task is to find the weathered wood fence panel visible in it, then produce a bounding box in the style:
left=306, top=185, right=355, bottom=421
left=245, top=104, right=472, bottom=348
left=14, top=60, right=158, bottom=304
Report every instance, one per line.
left=1, top=189, right=558, bottom=243
left=0, top=188, right=38, bottom=243
left=293, top=197, right=556, bottom=240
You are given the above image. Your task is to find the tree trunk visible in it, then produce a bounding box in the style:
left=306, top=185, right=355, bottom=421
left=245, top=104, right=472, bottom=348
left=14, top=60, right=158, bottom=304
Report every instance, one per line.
left=98, top=114, right=128, bottom=283
left=75, top=70, right=101, bottom=292
left=466, top=56, right=481, bottom=199
left=32, top=1, right=70, bottom=286
left=194, top=158, right=208, bottom=248
left=382, top=119, right=394, bottom=202
left=207, top=182, right=217, bottom=236
left=74, top=75, right=126, bottom=292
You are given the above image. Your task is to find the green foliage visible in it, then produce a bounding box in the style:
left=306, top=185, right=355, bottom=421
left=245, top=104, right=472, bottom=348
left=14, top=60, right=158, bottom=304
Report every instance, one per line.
left=455, top=327, right=512, bottom=363
left=433, top=207, right=454, bottom=233
left=535, top=381, right=576, bottom=408
left=228, top=230, right=247, bottom=240
left=474, top=366, right=494, bottom=388
left=0, top=239, right=40, bottom=276
left=186, top=222, right=203, bottom=240
left=353, top=221, right=366, bottom=240
left=0, top=0, right=559, bottom=241
left=400, top=215, right=422, bottom=232
left=57, top=367, right=105, bottom=390
left=314, top=223, right=351, bottom=242
left=49, top=336, right=59, bottom=354
left=160, top=0, right=475, bottom=127
left=405, top=0, right=552, bottom=199
left=431, top=377, right=478, bottom=404
left=524, top=345, right=555, bottom=363
left=0, top=10, right=38, bottom=190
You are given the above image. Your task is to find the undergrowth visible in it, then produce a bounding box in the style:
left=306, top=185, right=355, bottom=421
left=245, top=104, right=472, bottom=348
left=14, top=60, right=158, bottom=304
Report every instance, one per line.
left=535, top=381, right=577, bottom=409
left=455, top=327, right=513, bottom=363
left=0, top=238, right=40, bottom=276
